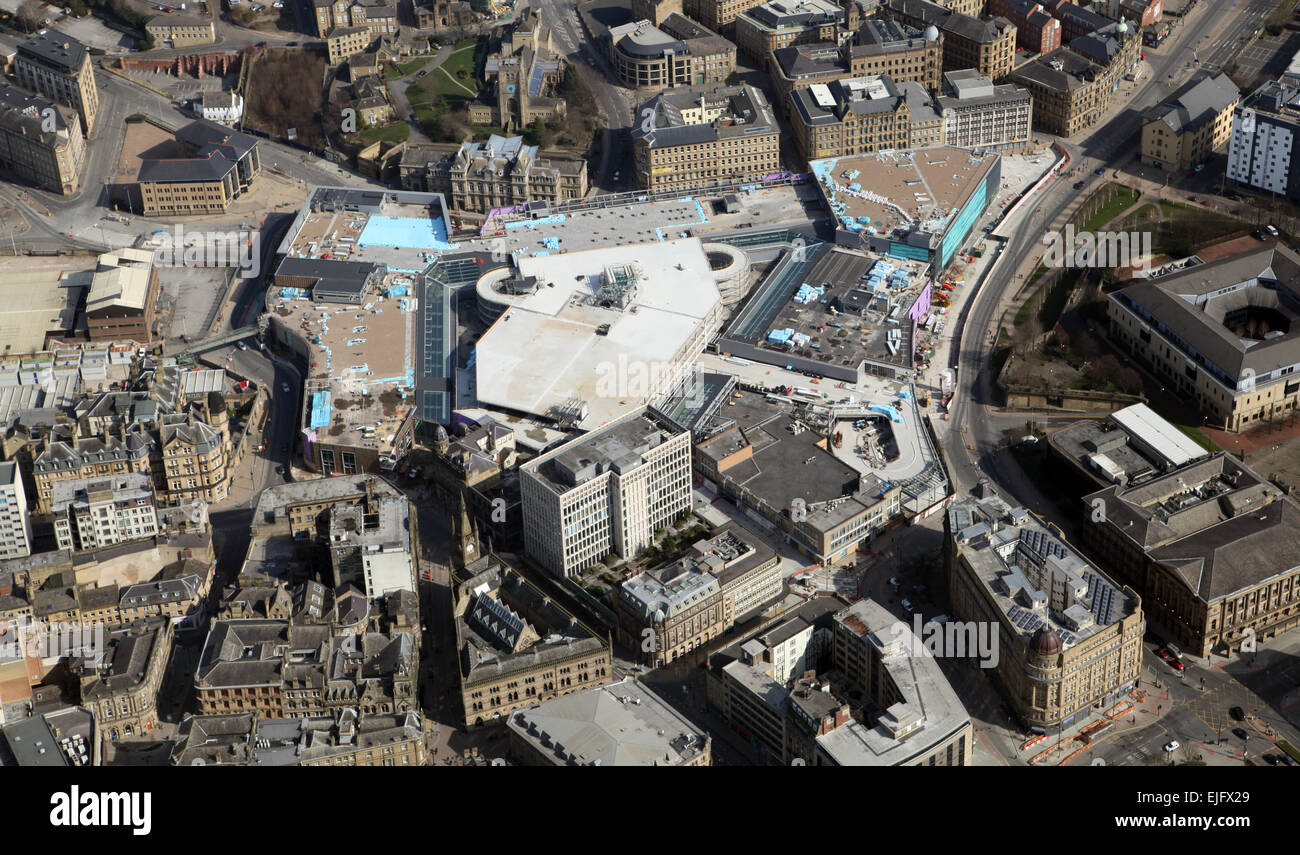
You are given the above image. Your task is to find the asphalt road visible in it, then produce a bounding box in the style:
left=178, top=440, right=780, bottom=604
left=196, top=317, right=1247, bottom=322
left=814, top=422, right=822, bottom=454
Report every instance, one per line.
left=947, top=0, right=1275, bottom=512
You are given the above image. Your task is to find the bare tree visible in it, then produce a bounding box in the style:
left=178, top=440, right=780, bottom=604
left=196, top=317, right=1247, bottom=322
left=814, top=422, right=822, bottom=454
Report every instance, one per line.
left=16, top=0, right=46, bottom=32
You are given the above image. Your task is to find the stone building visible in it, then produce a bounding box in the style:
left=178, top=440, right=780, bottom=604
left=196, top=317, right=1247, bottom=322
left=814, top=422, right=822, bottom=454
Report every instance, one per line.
left=453, top=556, right=612, bottom=727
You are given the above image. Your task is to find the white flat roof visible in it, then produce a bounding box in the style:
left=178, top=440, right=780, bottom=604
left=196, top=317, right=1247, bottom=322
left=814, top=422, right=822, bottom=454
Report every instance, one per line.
left=474, top=238, right=720, bottom=428
left=1110, top=403, right=1208, bottom=468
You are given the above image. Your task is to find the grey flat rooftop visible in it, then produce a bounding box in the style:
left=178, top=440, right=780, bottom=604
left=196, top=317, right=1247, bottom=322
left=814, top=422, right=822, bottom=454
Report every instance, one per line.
left=506, top=677, right=708, bottom=765
left=817, top=599, right=970, bottom=766
left=949, top=493, right=1139, bottom=651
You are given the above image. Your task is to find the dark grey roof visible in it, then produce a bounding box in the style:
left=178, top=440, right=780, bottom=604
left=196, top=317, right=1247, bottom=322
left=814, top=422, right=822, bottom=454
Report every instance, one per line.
left=17, top=29, right=87, bottom=72
left=1110, top=243, right=1300, bottom=381
left=0, top=83, right=75, bottom=143
left=1144, top=73, right=1239, bottom=135
left=1009, top=48, right=1101, bottom=91
left=1148, top=498, right=1300, bottom=601
left=1054, top=2, right=1110, bottom=32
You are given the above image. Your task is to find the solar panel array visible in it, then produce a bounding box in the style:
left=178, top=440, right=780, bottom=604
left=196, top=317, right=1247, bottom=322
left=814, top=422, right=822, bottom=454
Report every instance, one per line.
left=1019, top=528, right=1068, bottom=561
left=1082, top=571, right=1120, bottom=626
left=1006, top=604, right=1046, bottom=634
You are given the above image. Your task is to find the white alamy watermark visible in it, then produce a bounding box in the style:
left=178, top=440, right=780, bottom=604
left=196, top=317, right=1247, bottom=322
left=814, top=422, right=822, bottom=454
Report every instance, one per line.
left=0, top=616, right=105, bottom=661
left=49, top=787, right=151, bottom=836
left=594, top=356, right=708, bottom=408
left=152, top=224, right=261, bottom=278
left=889, top=615, right=1000, bottom=668
left=1042, top=225, right=1152, bottom=273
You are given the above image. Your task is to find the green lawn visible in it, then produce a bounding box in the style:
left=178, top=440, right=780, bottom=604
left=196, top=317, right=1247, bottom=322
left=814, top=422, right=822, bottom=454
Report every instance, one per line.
left=384, top=56, right=434, bottom=79
left=349, top=121, right=410, bottom=145
left=1073, top=184, right=1141, bottom=233
left=400, top=36, right=488, bottom=141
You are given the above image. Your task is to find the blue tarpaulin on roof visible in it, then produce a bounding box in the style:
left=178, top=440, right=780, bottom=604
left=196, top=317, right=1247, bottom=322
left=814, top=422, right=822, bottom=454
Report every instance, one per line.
left=309, top=390, right=332, bottom=429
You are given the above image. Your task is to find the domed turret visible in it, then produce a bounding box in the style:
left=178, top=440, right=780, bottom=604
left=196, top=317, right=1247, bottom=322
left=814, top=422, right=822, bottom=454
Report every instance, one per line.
left=433, top=424, right=449, bottom=455
left=924, top=24, right=940, bottom=41
left=1116, top=17, right=1129, bottom=34
left=1030, top=627, right=1063, bottom=657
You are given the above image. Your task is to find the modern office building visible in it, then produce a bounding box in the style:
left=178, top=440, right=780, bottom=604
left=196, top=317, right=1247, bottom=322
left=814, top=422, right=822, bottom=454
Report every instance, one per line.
left=608, top=13, right=736, bottom=90
left=1107, top=244, right=1300, bottom=432
left=632, top=84, right=780, bottom=191
left=1141, top=73, right=1238, bottom=172
left=507, top=677, right=710, bottom=765
left=947, top=492, right=1145, bottom=729
left=820, top=599, right=973, bottom=766
left=128, top=119, right=262, bottom=217
left=13, top=29, right=99, bottom=135
left=0, top=82, right=85, bottom=195
left=0, top=461, right=32, bottom=559
left=1227, top=78, right=1300, bottom=201
left=521, top=408, right=693, bottom=577
left=1081, top=454, right=1300, bottom=658
left=938, top=69, right=1033, bottom=151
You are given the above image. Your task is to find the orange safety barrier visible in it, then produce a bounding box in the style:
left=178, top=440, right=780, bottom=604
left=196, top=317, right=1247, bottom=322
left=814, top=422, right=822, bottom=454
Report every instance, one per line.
left=1021, top=733, right=1047, bottom=751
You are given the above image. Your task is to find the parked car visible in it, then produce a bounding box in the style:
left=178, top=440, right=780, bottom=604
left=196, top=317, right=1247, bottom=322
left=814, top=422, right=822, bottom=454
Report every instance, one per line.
left=281, top=382, right=291, bottom=393
left=1267, top=224, right=1279, bottom=236
left=889, top=577, right=901, bottom=587
left=1194, top=163, right=1205, bottom=173
left=417, top=69, right=428, bottom=77
left=1264, top=753, right=1281, bottom=765
left=1230, top=706, right=1245, bottom=721
left=1073, top=180, right=1084, bottom=189
left=901, top=599, right=915, bottom=614
left=1094, top=166, right=1106, bottom=175
left=1164, top=740, right=1180, bottom=753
